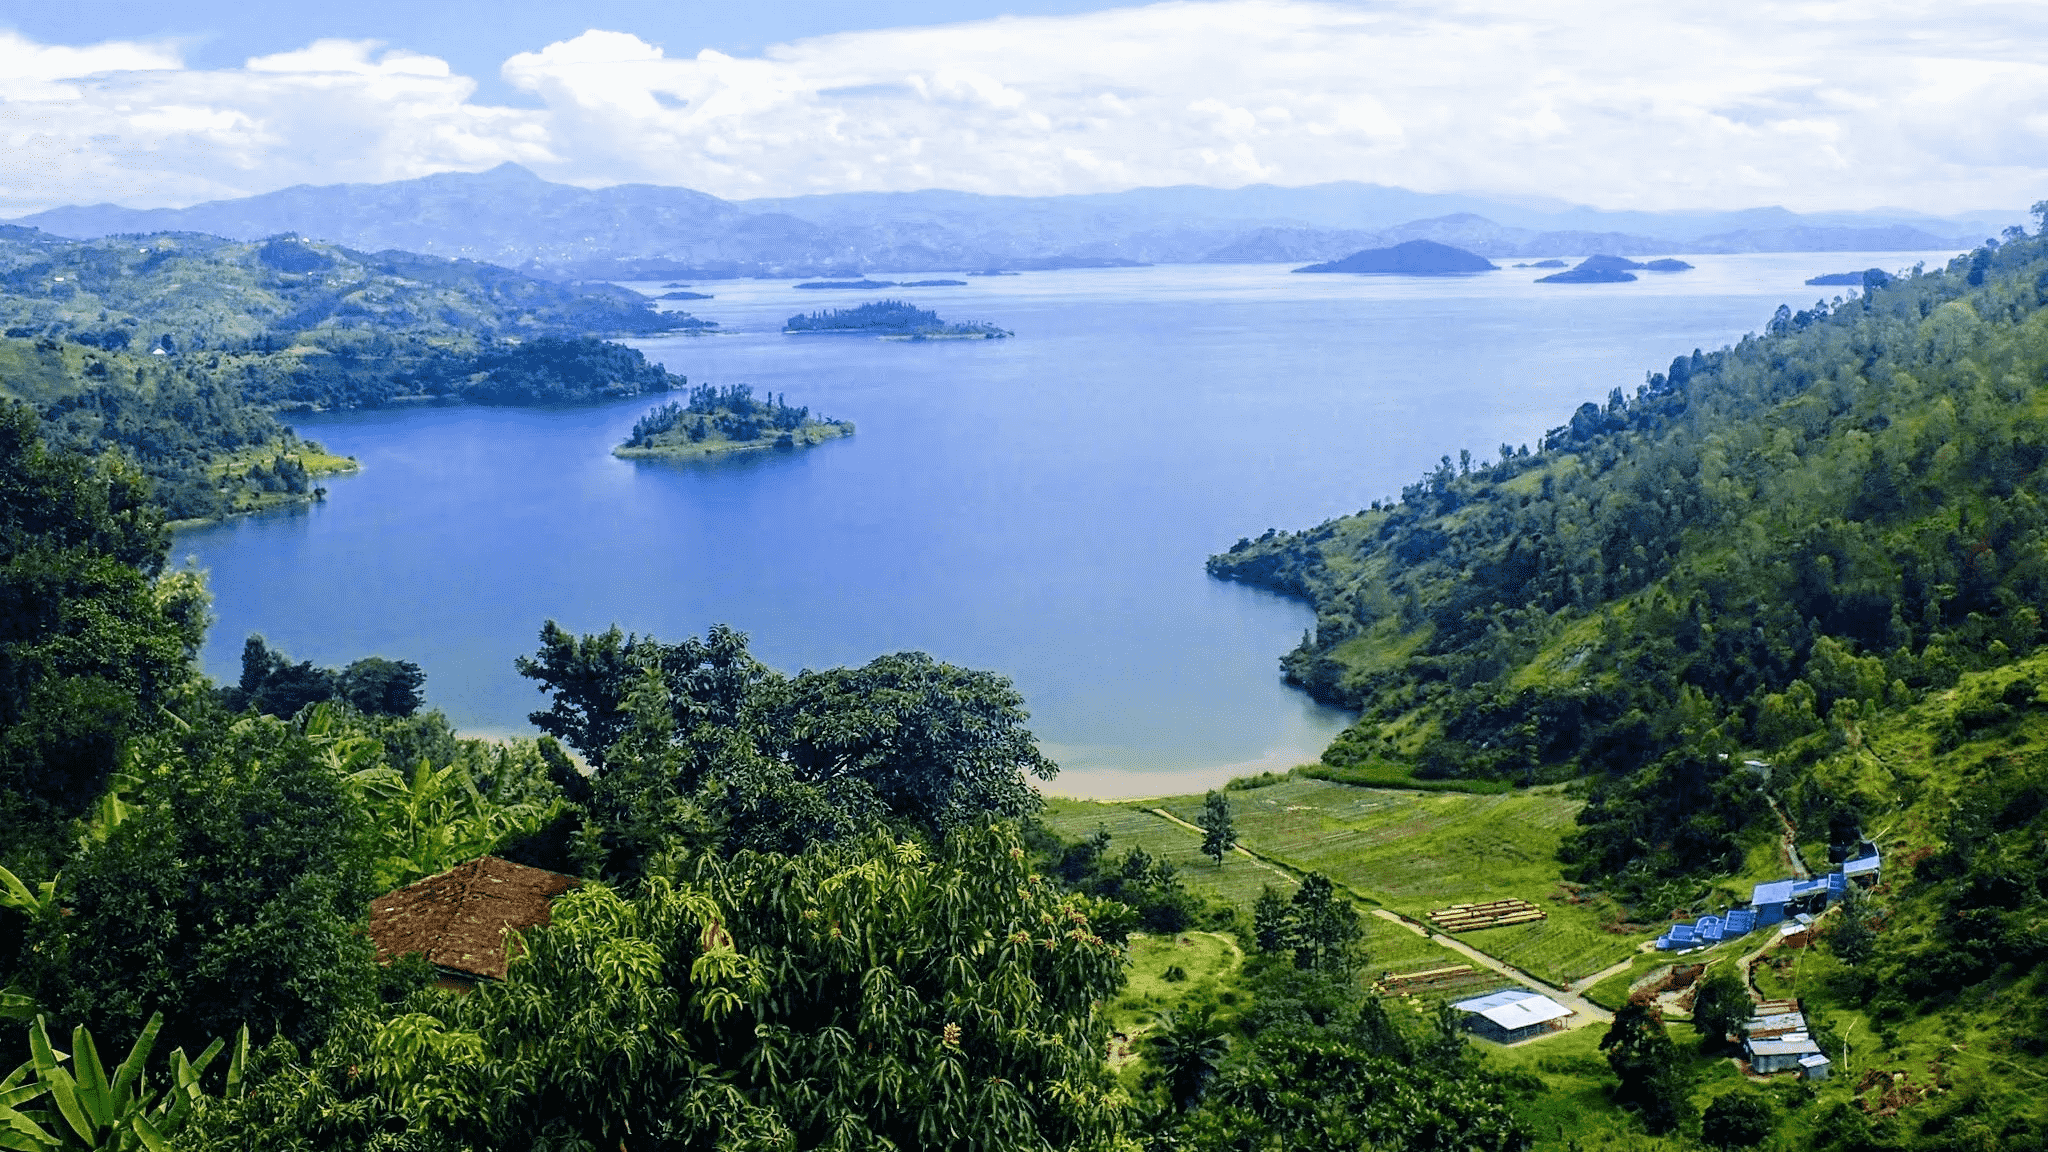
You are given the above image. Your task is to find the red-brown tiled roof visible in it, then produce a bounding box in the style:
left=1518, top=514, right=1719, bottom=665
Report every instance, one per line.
left=366, top=856, right=580, bottom=981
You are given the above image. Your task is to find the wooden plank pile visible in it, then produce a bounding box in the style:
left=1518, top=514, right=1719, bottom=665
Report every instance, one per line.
left=1373, top=965, right=1490, bottom=996
left=1428, top=898, right=1546, bottom=932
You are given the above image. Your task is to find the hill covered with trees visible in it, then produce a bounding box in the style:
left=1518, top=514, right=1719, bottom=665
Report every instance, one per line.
left=615, top=383, right=853, bottom=459
left=785, top=299, right=1011, bottom=339
left=0, top=230, right=719, bottom=519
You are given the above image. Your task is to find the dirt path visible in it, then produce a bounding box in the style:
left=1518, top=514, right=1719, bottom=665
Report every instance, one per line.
left=1761, top=792, right=1811, bottom=880
left=1148, top=807, right=1301, bottom=887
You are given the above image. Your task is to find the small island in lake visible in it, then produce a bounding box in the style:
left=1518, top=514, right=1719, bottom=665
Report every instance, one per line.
left=1807, top=267, right=1893, bottom=287
left=1293, top=239, right=1497, bottom=275
left=1515, top=259, right=1569, bottom=268
left=785, top=299, right=1011, bottom=339
left=1538, top=254, right=1694, bottom=282
left=657, top=290, right=714, bottom=300
left=1538, top=254, right=1641, bottom=282
left=614, top=384, right=853, bottom=459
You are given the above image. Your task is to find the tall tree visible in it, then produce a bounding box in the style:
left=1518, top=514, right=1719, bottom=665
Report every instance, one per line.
left=1286, top=873, right=1363, bottom=974
left=1197, top=790, right=1235, bottom=865
left=1690, top=963, right=1751, bottom=1043
left=0, top=403, right=203, bottom=876
left=1599, top=1002, right=1693, bottom=1134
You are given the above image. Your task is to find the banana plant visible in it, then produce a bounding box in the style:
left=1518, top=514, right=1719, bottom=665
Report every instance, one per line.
left=0, top=1013, right=245, bottom=1152
left=352, top=755, right=563, bottom=888
left=0, top=867, right=60, bottom=1025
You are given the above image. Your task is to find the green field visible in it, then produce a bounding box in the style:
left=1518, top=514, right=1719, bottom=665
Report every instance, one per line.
left=1151, top=779, right=1641, bottom=985
left=1039, top=798, right=1291, bottom=913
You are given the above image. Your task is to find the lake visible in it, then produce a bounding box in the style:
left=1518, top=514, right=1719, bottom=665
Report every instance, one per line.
left=174, top=253, right=1951, bottom=796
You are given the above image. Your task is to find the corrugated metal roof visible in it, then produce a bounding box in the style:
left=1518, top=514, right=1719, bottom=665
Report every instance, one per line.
left=1726, top=908, right=1757, bottom=932
left=1452, top=989, right=1573, bottom=1029
left=1843, top=853, right=1880, bottom=876
left=1799, top=1054, right=1832, bottom=1067
left=1747, top=1034, right=1821, bottom=1057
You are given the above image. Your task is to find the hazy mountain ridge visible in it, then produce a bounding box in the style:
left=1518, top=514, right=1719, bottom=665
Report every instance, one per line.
left=9, top=165, right=2001, bottom=279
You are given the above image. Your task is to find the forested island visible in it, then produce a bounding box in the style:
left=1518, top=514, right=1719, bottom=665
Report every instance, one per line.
left=1293, top=239, right=1498, bottom=274
left=0, top=229, right=714, bottom=519
left=1534, top=254, right=1694, bottom=282
left=1807, top=268, right=1894, bottom=287
left=794, top=278, right=967, bottom=289
left=785, top=299, right=1011, bottom=339
left=614, top=383, right=853, bottom=459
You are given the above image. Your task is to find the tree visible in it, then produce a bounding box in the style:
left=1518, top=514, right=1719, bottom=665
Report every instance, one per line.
left=24, top=707, right=381, bottom=1057
left=1252, top=885, right=1291, bottom=954
left=0, top=403, right=202, bottom=875
left=1150, top=1008, right=1228, bottom=1110
left=1286, top=873, right=1363, bottom=974
left=1701, top=1089, right=1775, bottom=1148
left=1598, top=1002, right=1693, bottom=1134
left=1690, top=963, right=1751, bottom=1043
left=1197, top=790, right=1235, bottom=865
left=1831, top=883, right=1876, bottom=965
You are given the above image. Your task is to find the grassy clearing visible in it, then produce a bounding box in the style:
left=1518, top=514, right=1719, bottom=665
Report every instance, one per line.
left=1105, top=931, right=1242, bottom=1036
left=1491, top=1025, right=1749, bottom=1151
left=1154, top=779, right=1639, bottom=985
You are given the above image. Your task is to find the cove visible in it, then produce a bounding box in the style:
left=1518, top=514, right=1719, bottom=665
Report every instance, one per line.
left=174, top=255, right=1949, bottom=796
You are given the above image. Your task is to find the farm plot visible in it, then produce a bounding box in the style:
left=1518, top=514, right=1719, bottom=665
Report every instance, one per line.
left=1156, top=780, right=1639, bottom=985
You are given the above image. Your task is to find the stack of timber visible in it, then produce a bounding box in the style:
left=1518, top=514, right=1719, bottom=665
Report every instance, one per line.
left=1373, top=965, right=1492, bottom=996
left=1428, top=898, right=1546, bottom=932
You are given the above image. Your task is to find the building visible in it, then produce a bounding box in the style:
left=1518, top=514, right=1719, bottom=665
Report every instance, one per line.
left=1799, top=1053, right=1833, bottom=1081
left=1741, top=1011, right=1807, bottom=1039
left=1450, top=989, right=1574, bottom=1044
left=367, top=856, right=581, bottom=990
left=1655, top=906, right=1758, bottom=951
left=1843, top=844, right=1881, bottom=886
left=1745, top=1031, right=1824, bottom=1074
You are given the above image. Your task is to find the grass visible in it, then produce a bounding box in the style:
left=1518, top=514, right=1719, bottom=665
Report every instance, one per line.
left=1490, top=1024, right=1749, bottom=1152
left=1105, top=931, right=1242, bottom=1037
left=1038, top=798, right=1289, bottom=913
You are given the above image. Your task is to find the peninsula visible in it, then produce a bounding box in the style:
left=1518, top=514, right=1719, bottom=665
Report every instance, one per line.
left=1292, top=239, right=1497, bottom=274
left=784, top=299, right=1010, bottom=339
left=613, top=384, right=853, bottom=459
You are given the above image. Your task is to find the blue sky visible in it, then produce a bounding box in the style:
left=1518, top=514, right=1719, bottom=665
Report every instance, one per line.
left=4, top=0, right=2047, bottom=216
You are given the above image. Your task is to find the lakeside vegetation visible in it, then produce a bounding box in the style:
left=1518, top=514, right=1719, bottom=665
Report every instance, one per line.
left=614, top=383, right=852, bottom=459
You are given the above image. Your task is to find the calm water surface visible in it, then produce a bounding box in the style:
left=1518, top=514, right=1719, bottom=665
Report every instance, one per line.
left=175, top=254, right=1951, bottom=796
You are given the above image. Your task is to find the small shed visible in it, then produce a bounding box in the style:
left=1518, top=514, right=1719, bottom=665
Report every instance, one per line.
left=1745, top=1031, right=1822, bottom=1074
left=1799, top=1053, right=1832, bottom=1081
left=1451, top=989, right=1573, bottom=1044
left=367, top=856, right=581, bottom=990
left=1843, top=846, right=1881, bottom=886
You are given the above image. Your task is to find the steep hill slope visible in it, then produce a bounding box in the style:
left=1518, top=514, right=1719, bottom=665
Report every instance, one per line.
left=1210, top=229, right=2048, bottom=887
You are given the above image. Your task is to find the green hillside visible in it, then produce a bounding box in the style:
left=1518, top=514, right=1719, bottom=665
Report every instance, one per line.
left=0, top=230, right=721, bottom=519
left=1205, top=227, right=2048, bottom=1144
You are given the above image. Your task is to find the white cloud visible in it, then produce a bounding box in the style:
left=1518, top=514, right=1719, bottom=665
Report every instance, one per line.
left=8, top=0, right=2048, bottom=214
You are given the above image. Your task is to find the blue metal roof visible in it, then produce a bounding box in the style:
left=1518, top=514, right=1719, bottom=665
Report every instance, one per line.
left=1726, top=908, right=1757, bottom=933
left=1753, top=879, right=1796, bottom=905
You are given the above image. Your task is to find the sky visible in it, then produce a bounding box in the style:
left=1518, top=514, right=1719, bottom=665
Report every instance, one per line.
left=4, top=0, right=2047, bottom=217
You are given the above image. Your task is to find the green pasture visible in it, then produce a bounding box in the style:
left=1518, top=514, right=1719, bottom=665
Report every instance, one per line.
left=1038, top=798, right=1289, bottom=912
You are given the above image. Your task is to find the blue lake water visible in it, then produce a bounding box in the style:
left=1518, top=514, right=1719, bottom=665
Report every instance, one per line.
left=174, top=254, right=1953, bottom=796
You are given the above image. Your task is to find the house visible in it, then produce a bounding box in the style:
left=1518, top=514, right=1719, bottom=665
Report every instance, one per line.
left=367, top=856, right=581, bottom=990
left=1843, top=844, right=1881, bottom=886
left=1745, top=1031, right=1823, bottom=1074
left=1451, top=988, right=1574, bottom=1043
left=1655, top=906, right=1759, bottom=951
left=1799, top=1053, right=1833, bottom=1081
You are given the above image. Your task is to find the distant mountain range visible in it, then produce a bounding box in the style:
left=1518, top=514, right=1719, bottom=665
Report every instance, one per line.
left=6, top=165, right=2011, bottom=280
